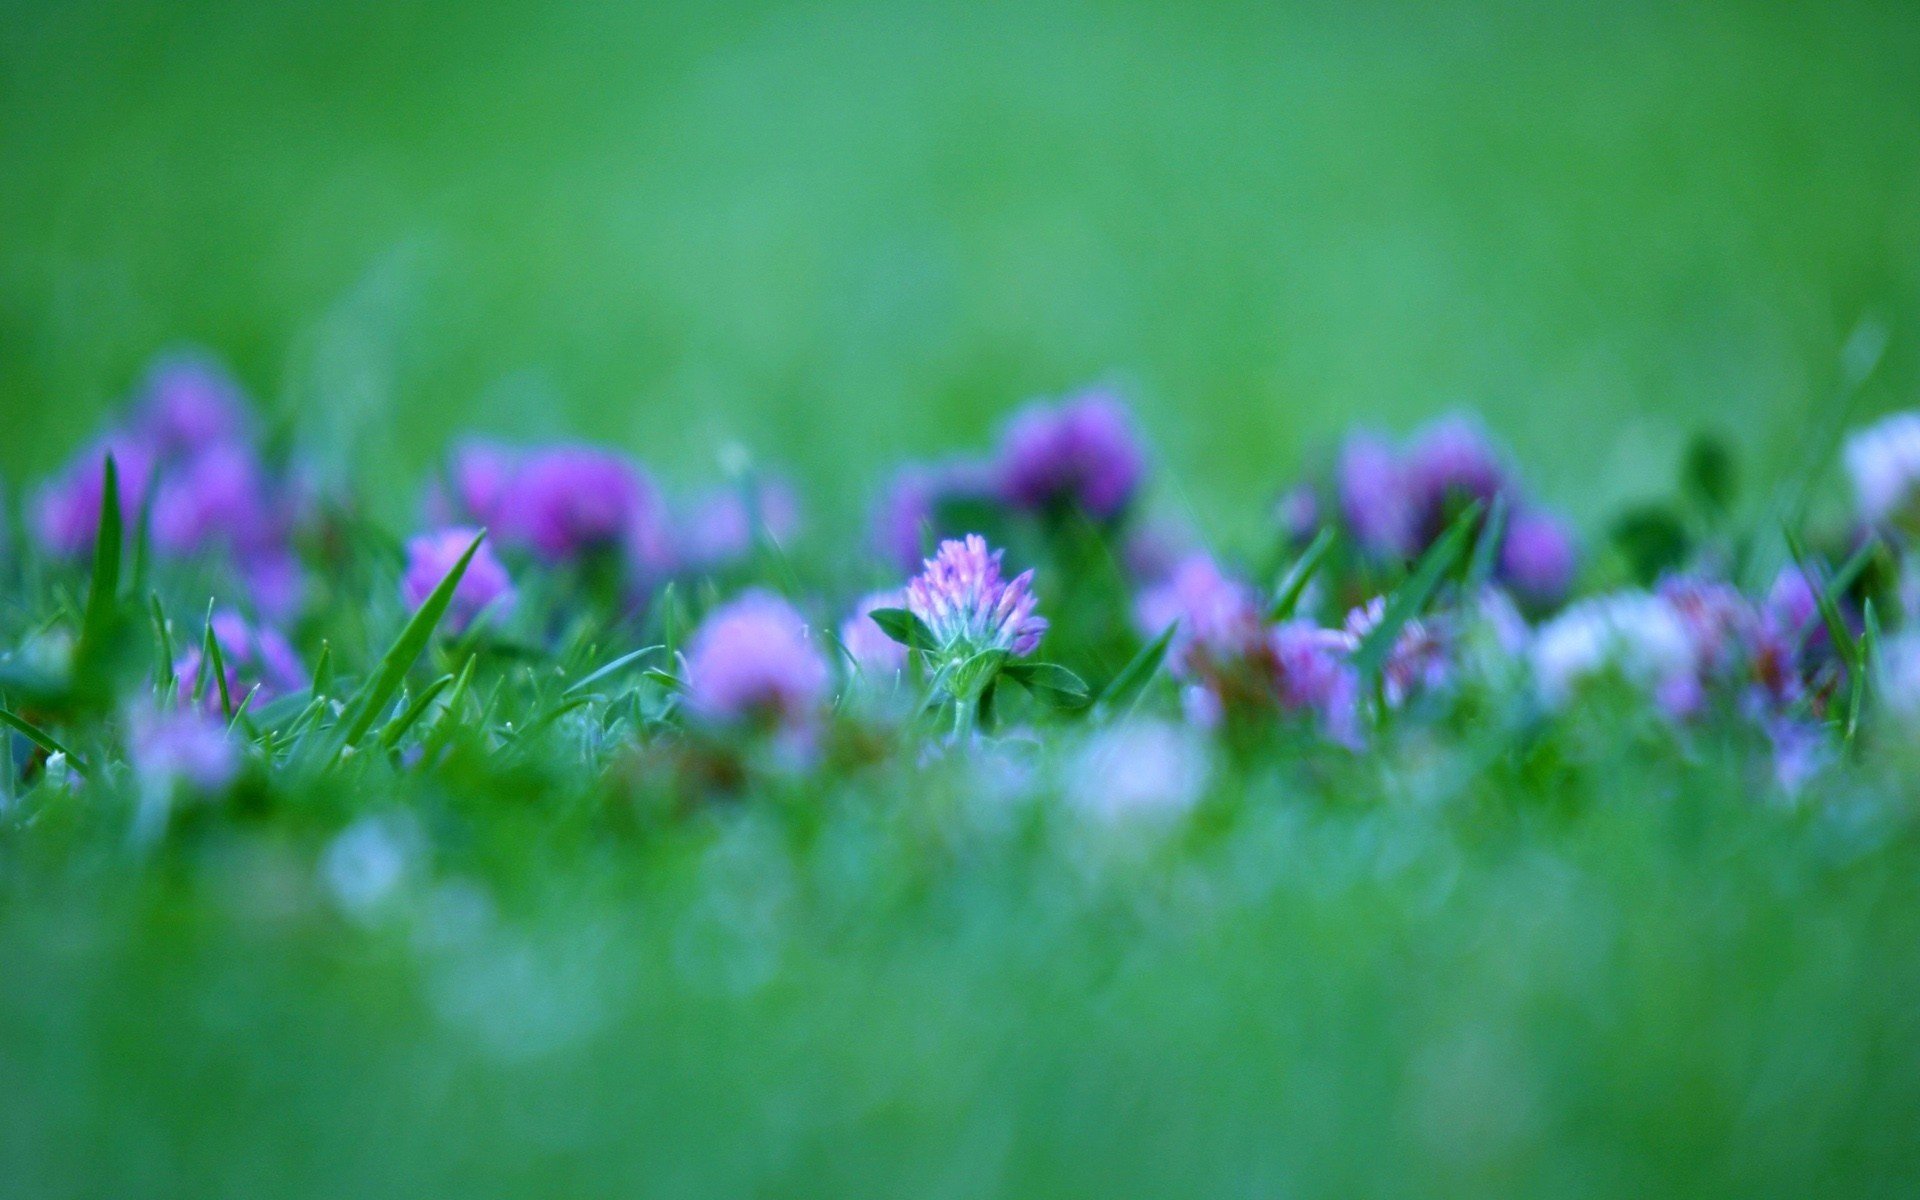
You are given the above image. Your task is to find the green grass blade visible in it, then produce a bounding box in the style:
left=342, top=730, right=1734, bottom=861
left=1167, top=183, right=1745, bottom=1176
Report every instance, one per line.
left=1093, top=620, right=1179, bottom=720
left=1268, top=526, right=1336, bottom=621
left=1462, top=491, right=1510, bottom=596
left=334, top=529, right=485, bottom=753
left=1782, top=525, right=1858, bottom=663
left=74, top=455, right=124, bottom=686
left=379, top=674, right=455, bottom=751
left=563, top=645, right=662, bottom=698
left=148, top=593, right=176, bottom=698
left=1353, top=500, right=1485, bottom=684
left=202, top=607, right=235, bottom=723
left=0, top=707, right=86, bottom=776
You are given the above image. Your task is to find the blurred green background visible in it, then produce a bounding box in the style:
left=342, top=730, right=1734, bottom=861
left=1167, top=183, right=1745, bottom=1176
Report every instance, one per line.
left=2, top=0, right=1917, bottom=535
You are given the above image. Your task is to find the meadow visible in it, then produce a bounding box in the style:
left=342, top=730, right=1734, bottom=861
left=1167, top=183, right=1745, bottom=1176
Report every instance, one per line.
left=3, top=0, right=1920, bottom=1196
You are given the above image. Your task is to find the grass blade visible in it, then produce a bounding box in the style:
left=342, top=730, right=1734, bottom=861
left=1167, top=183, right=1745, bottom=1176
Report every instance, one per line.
left=1352, top=500, right=1485, bottom=685
left=202, top=606, right=235, bottom=722
left=1268, top=526, right=1337, bottom=621
left=379, top=673, right=455, bottom=751
left=1093, top=620, right=1179, bottom=720
left=334, top=529, right=485, bottom=753
left=74, top=455, right=124, bottom=687
left=1462, top=491, right=1510, bottom=596
left=0, top=707, right=86, bottom=776
left=1782, top=525, right=1858, bottom=663
left=563, top=645, right=662, bottom=698
left=148, top=593, right=176, bottom=697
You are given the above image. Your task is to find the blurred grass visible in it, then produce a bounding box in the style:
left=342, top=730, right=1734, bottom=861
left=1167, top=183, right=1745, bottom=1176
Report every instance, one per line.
left=3, top=0, right=1918, bottom=537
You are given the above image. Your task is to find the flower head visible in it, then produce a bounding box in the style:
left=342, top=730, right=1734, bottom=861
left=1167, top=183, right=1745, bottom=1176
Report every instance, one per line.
left=402, top=528, right=514, bottom=633
left=870, top=459, right=995, bottom=572
left=507, top=445, right=662, bottom=565
left=993, top=389, right=1145, bottom=520
left=128, top=703, right=239, bottom=796
left=684, top=590, right=831, bottom=730
left=1407, top=416, right=1510, bottom=533
left=1135, top=554, right=1265, bottom=678
left=1342, top=596, right=1453, bottom=709
left=32, top=435, right=158, bottom=558
left=905, top=535, right=1048, bottom=659
left=132, top=353, right=251, bottom=457
left=1845, top=411, right=1920, bottom=528
left=1530, top=591, right=1699, bottom=714
left=1336, top=433, right=1418, bottom=559
left=1499, top=509, right=1578, bottom=608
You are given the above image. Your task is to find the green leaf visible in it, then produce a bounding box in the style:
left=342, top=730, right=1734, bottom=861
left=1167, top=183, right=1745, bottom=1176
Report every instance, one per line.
left=868, top=607, right=939, bottom=653
left=563, top=645, right=661, bottom=698
left=333, top=529, right=486, bottom=754
left=1093, top=621, right=1179, bottom=719
left=1003, top=660, right=1091, bottom=711
left=1682, top=434, right=1738, bottom=516
left=1848, top=598, right=1879, bottom=746
left=1268, top=526, right=1336, bottom=621
left=1610, top=505, right=1690, bottom=586
left=1352, top=500, right=1484, bottom=685
left=946, top=649, right=1009, bottom=703
left=0, top=707, right=85, bottom=776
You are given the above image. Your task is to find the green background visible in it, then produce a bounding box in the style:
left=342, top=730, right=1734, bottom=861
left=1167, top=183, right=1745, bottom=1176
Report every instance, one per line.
left=3, top=0, right=1916, bottom=538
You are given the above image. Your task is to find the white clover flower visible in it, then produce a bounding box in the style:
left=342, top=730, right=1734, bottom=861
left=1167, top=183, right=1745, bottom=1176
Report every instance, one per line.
left=1844, top=411, right=1920, bottom=528
left=1530, top=591, right=1697, bottom=710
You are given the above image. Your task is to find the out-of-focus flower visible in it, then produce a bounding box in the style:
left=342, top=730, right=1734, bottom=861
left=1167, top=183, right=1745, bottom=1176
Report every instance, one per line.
left=684, top=590, right=831, bottom=731
left=132, top=353, right=251, bottom=457
left=32, top=435, right=158, bottom=558
left=1273, top=483, right=1321, bottom=545
left=1407, top=416, right=1509, bottom=531
left=871, top=459, right=995, bottom=573
left=1845, top=411, right=1920, bottom=528
left=1067, top=720, right=1212, bottom=825
left=402, top=527, right=514, bottom=633
left=1337, top=433, right=1418, bottom=559
left=435, top=439, right=523, bottom=530
left=1530, top=591, right=1699, bottom=714
left=507, top=445, right=667, bottom=567
left=840, top=589, right=909, bottom=678
left=128, top=703, right=238, bottom=796
left=1658, top=577, right=1761, bottom=684
left=1268, top=621, right=1362, bottom=743
left=678, top=477, right=803, bottom=570
left=1876, top=631, right=1920, bottom=723
left=174, top=609, right=306, bottom=709
left=1500, top=509, right=1578, bottom=608
left=993, top=389, right=1145, bottom=521
left=905, top=535, right=1047, bottom=659
left=1342, top=597, right=1452, bottom=709
left=321, top=815, right=419, bottom=920
left=1135, top=554, right=1265, bottom=678
left=150, top=442, right=282, bottom=556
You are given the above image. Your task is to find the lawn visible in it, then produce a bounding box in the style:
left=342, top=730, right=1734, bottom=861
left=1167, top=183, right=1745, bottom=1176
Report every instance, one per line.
left=3, top=1, right=1920, bottom=1196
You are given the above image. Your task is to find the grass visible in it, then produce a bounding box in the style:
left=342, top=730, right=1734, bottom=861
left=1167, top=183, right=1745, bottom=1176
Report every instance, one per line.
left=3, top=0, right=1920, bottom=1195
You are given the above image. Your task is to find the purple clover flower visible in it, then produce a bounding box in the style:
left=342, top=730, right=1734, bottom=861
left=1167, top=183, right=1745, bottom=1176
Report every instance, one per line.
left=684, top=590, right=831, bottom=731
left=32, top=436, right=158, bottom=559
left=841, top=589, right=909, bottom=678
left=871, top=459, right=995, bottom=573
left=905, top=535, right=1048, bottom=659
left=993, top=389, right=1146, bottom=521
left=1342, top=597, right=1453, bottom=709
left=1406, top=416, right=1510, bottom=535
left=131, top=353, right=251, bottom=458
left=435, top=439, right=523, bottom=530
left=1267, top=621, right=1362, bottom=745
left=1336, top=433, right=1418, bottom=559
left=507, top=445, right=659, bottom=563
left=128, top=703, right=239, bottom=795
left=402, top=527, right=514, bottom=633
left=174, top=610, right=306, bottom=710
left=1499, top=509, right=1578, bottom=608
left=1134, top=554, right=1265, bottom=679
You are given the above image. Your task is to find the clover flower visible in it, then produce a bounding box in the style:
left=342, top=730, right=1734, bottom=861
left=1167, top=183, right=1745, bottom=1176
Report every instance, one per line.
left=1499, top=509, right=1578, bottom=608
left=402, top=527, right=515, bottom=633
left=870, top=459, right=995, bottom=572
left=1845, top=411, right=1920, bottom=528
left=1406, top=416, right=1511, bottom=537
left=31, top=435, right=158, bottom=558
left=684, top=590, right=831, bottom=731
left=131, top=353, right=251, bottom=457
left=1337, top=433, right=1418, bottom=559
left=128, top=702, right=239, bottom=796
left=905, top=535, right=1048, bottom=660
left=993, top=389, right=1145, bottom=521
left=1134, top=554, right=1265, bottom=678
left=1342, top=597, right=1453, bottom=709
left=1530, top=591, right=1699, bottom=714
